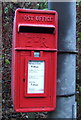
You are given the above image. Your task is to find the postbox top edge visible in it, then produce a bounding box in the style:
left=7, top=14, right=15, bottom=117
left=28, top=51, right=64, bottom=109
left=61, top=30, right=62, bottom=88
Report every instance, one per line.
left=15, top=8, right=57, bottom=15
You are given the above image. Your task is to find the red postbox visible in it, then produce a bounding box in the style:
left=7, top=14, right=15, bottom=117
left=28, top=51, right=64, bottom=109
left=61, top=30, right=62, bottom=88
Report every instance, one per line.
left=11, top=9, right=58, bottom=112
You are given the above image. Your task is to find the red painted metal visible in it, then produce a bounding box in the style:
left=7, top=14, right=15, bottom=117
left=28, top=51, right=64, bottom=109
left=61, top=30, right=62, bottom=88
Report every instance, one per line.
left=11, top=9, right=58, bottom=112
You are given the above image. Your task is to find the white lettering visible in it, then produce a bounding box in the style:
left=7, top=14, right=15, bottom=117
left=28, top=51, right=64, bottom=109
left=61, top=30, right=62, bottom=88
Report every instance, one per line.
left=35, top=16, right=53, bottom=22
left=22, top=15, right=53, bottom=22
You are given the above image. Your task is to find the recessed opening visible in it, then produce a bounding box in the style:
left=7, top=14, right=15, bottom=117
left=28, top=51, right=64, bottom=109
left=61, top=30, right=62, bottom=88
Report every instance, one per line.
left=19, top=26, right=55, bottom=34
left=34, top=51, right=40, bottom=57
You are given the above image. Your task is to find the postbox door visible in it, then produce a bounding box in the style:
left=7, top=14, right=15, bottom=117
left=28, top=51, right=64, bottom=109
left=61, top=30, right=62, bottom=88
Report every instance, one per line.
left=17, top=51, right=56, bottom=110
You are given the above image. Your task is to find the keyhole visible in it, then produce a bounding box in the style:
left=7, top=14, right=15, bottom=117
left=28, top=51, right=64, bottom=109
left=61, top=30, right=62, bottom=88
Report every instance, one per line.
left=23, top=78, right=25, bottom=82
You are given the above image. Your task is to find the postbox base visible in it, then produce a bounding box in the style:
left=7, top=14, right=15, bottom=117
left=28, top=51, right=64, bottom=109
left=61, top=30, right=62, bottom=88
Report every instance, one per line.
left=15, top=107, right=56, bottom=112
